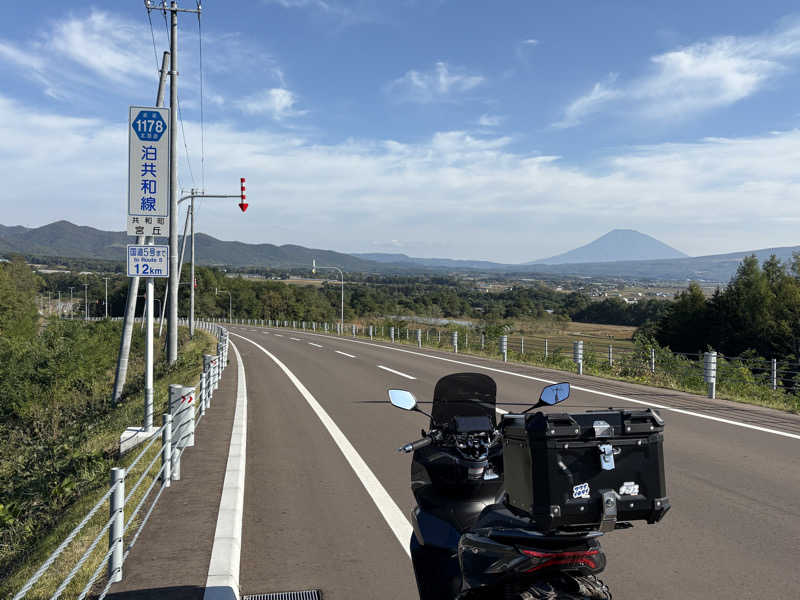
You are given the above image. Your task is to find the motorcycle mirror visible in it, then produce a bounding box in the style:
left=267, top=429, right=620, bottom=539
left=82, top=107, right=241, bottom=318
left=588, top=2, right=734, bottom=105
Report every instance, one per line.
left=522, top=382, right=571, bottom=413
left=388, top=389, right=418, bottom=411
left=539, top=382, right=570, bottom=405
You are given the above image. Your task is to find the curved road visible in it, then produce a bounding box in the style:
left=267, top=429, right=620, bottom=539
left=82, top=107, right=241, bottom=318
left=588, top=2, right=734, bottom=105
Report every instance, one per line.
left=226, top=325, right=800, bottom=599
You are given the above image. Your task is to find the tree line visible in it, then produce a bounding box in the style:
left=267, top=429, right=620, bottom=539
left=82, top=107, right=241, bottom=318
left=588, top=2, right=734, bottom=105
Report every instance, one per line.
left=652, top=254, right=800, bottom=358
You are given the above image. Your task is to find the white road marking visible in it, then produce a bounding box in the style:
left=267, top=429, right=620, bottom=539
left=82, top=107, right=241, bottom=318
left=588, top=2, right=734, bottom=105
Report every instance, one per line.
left=290, top=337, right=301, bottom=341
left=231, top=333, right=412, bottom=557
left=204, top=341, right=247, bottom=600
left=377, top=365, right=416, bottom=380
left=336, top=350, right=357, bottom=358
left=274, top=334, right=283, bottom=337
left=260, top=328, right=800, bottom=442
left=309, top=342, right=323, bottom=348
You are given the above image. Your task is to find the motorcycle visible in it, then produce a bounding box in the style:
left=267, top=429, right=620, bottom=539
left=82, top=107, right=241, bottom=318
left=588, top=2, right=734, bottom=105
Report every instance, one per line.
left=388, top=372, right=613, bottom=599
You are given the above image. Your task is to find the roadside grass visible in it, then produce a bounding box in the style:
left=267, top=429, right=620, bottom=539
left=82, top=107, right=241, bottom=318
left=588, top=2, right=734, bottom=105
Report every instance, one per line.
left=0, top=324, right=214, bottom=600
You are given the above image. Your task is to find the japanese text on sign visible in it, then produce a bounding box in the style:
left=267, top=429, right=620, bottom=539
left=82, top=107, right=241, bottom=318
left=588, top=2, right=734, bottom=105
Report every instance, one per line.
left=127, top=244, right=169, bottom=277
left=128, top=107, right=170, bottom=237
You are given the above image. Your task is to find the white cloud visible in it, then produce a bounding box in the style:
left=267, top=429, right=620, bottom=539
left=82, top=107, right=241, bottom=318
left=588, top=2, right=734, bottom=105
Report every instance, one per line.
left=477, top=114, right=504, bottom=127
left=386, top=61, right=485, bottom=103
left=555, top=20, right=800, bottom=127
left=235, top=88, right=307, bottom=120
left=552, top=75, right=622, bottom=129
left=0, top=10, right=285, bottom=111
left=5, top=93, right=800, bottom=261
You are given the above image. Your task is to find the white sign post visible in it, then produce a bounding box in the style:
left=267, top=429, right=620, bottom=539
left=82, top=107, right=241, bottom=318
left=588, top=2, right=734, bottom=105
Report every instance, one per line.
left=127, top=244, right=169, bottom=277
left=128, top=106, right=170, bottom=237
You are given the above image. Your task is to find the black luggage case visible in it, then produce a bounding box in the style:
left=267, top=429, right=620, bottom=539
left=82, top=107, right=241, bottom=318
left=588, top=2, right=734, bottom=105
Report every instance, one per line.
left=502, top=409, right=670, bottom=533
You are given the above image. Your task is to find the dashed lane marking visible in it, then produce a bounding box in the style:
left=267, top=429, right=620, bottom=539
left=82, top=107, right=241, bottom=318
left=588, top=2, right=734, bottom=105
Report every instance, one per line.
left=377, top=365, right=416, bottom=380
left=309, top=342, right=323, bottom=348
left=335, top=351, right=357, bottom=358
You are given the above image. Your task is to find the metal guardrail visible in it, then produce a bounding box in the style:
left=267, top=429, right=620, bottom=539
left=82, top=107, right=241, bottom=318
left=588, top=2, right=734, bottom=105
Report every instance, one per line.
left=217, top=317, right=797, bottom=401
left=12, top=323, right=230, bottom=600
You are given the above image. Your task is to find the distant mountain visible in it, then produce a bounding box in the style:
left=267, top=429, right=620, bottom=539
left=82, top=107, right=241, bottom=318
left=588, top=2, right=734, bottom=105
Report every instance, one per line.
left=531, top=229, right=688, bottom=264
left=3, top=221, right=796, bottom=283
left=513, top=245, right=800, bottom=282
left=352, top=252, right=509, bottom=270
left=0, top=221, right=377, bottom=271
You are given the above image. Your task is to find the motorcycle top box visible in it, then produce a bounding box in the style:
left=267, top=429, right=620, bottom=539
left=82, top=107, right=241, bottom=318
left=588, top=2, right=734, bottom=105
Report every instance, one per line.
left=502, top=408, right=670, bottom=533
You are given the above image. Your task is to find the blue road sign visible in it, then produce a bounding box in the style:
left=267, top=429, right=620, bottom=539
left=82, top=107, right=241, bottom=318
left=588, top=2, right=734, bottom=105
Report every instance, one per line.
left=127, top=244, right=169, bottom=277
left=131, top=110, right=167, bottom=142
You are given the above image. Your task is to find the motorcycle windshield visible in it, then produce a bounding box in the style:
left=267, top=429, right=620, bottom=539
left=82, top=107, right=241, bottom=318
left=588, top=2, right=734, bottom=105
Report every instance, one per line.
left=431, top=372, right=497, bottom=428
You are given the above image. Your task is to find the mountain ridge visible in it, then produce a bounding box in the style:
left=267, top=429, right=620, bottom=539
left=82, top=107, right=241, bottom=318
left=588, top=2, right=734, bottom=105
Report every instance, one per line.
left=2, top=221, right=797, bottom=282
left=530, top=229, right=687, bottom=264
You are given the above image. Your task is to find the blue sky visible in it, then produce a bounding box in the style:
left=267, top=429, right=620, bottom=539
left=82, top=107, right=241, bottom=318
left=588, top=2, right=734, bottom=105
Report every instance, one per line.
left=2, top=1, right=800, bottom=262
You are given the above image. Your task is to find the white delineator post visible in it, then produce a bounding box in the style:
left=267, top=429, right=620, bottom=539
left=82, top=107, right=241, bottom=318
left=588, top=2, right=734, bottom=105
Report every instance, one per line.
left=573, top=341, right=584, bottom=375
left=704, top=351, right=717, bottom=399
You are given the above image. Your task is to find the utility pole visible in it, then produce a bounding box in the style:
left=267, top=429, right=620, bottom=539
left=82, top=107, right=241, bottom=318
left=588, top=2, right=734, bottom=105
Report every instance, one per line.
left=312, top=259, right=344, bottom=331
left=103, top=277, right=109, bottom=318
left=112, top=48, right=170, bottom=404
left=84, top=283, right=89, bottom=320
left=168, top=0, right=179, bottom=365
left=140, top=0, right=201, bottom=364
left=176, top=183, right=247, bottom=338
left=69, top=287, right=74, bottom=319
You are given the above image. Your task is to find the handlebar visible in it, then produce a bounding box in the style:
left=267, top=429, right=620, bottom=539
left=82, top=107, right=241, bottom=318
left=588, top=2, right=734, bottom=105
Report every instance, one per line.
left=398, top=437, right=433, bottom=453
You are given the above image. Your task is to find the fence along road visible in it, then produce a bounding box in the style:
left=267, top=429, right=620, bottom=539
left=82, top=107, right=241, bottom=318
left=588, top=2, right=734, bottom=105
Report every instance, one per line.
left=226, top=324, right=800, bottom=600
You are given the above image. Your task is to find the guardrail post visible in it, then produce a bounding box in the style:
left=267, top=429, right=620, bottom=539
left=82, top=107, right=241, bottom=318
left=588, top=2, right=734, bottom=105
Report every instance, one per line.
left=214, top=355, right=220, bottom=390
left=417, top=328, right=422, bottom=348
left=437, top=330, right=441, bottom=344
left=352, top=324, right=356, bottom=337
left=108, top=467, right=125, bottom=583
left=162, top=414, right=172, bottom=487
left=608, top=345, right=613, bottom=367
left=390, top=326, right=395, bottom=342
left=771, top=358, right=777, bottom=390
left=544, top=338, right=548, bottom=358
left=650, top=348, right=656, bottom=374
left=481, top=332, right=485, bottom=351
left=500, top=335, right=508, bottom=362
left=520, top=336, right=524, bottom=355
left=204, top=354, right=214, bottom=399
left=369, top=325, right=373, bottom=340
left=452, top=331, right=458, bottom=353
left=573, top=341, right=584, bottom=375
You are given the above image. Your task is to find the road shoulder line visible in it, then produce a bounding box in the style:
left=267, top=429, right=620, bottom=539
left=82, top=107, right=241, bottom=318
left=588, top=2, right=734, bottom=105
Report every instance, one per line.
left=231, top=332, right=413, bottom=556
left=204, top=341, right=248, bottom=600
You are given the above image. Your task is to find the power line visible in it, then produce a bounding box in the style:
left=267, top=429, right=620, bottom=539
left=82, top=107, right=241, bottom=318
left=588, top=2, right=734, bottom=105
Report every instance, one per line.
left=146, top=7, right=159, bottom=72
left=158, top=2, right=194, bottom=191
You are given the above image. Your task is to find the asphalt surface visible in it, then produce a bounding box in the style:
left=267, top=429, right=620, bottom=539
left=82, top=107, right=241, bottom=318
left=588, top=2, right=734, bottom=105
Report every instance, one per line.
left=226, top=325, right=800, bottom=600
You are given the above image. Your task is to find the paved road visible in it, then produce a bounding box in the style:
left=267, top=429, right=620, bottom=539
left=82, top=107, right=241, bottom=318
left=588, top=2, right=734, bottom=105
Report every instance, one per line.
left=227, top=326, right=800, bottom=599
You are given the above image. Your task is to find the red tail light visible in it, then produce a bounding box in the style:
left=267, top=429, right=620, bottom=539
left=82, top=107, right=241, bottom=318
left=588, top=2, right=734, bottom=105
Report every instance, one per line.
left=519, top=548, right=600, bottom=573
